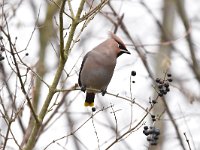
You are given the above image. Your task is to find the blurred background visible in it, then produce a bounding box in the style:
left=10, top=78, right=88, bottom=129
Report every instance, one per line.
left=0, top=0, right=200, bottom=150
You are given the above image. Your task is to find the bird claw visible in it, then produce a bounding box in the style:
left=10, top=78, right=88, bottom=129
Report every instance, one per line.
left=81, top=86, right=86, bottom=93
left=101, top=90, right=107, bottom=96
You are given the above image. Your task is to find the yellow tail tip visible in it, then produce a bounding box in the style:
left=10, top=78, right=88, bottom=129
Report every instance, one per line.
left=84, top=102, right=94, bottom=107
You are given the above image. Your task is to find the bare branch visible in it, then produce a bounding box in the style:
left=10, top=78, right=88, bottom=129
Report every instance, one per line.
left=1, top=23, right=40, bottom=124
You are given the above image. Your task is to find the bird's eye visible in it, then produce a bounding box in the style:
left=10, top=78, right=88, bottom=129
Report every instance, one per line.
left=118, top=43, right=126, bottom=50
left=118, top=44, right=123, bottom=49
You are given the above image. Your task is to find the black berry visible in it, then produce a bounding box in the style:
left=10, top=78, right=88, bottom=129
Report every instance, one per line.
left=164, top=82, right=169, bottom=87
left=155, top=78, right=160, bottom=83
left=92, top=107, right=96, bottom=112
left=158, top=84, right=163, bottom=89
left=150, top=140, right=157, bottom=145
left=167, top=73, right=172, bottom=77
left=166, top=88, right=170, bottom=92
left=154, top=135, right=159, bottom=140
left=143, top=130, right=150, bottom=136
left=152, top=100, right=157, bottom=104
left=154, top=128, right=160, bottom=135
left=163, top=91, right=167, bottom=95
left=131, top=71, right=136, bottom=76
left=147, top=136, right=152, bottom=141
left=168, top=78, right=173, bottom=82
left=144, top=126, right=148, bottom=130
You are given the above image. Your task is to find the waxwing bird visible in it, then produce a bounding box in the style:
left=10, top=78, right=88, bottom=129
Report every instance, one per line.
left=78, top=32, right=130, bottom=107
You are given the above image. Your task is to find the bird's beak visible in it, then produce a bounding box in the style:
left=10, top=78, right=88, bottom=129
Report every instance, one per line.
left=120, top=49, right=131, bottom=54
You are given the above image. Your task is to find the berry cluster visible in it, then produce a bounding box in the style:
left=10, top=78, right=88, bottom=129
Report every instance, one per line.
left=143, top=115, right=160, bottom=145
left=155, top=73, right=172, bottom=97
left=143, top=125, right=160, bottom=145
left=0, top=36, right=5, bottom=62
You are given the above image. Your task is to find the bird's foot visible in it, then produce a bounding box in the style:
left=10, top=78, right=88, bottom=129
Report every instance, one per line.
left=101, top=89, right=107, bottom=96
left=81, top=86, right=86, bottom=93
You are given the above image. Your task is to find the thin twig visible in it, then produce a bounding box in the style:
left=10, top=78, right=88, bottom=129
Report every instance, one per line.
left=162, top=97, right=186, bottom=150
left=49, top=0, right=73, bottom=20
left=79, top=0, right=109, bottom=23
left=2, top=112, right=13, bottom=150
left=44, top=105, right=112, bottom=150
left=67, top=0, right=75, bottom=18
left=183, top=132, right=192, bottom=150
left=1, top=20, right=39, bottom=124
left=110, top=104, right=118, bottom=139
left=105, top=105, right=153, bottom=150
left=0, top=62, right=25, bottom=134
left=91, top=114, right=100, bottom=150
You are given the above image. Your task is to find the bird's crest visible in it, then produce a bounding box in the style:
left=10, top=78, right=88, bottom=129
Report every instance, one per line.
left=108, top=32, right=127, bottom=50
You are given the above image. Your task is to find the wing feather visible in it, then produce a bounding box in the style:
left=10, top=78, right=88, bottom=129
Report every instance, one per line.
left=78, top=53, right=89, bottom=87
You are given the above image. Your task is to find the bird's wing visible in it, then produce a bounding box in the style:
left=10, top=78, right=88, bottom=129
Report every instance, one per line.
left=78, top=53, right=89, bottom=87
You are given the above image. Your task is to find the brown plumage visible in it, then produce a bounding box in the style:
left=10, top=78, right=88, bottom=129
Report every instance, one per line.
left=78, top=32, right=130, bottom=106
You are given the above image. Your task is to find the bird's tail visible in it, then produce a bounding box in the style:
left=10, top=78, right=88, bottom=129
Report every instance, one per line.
left=84, top=92, right=95, bottom=107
